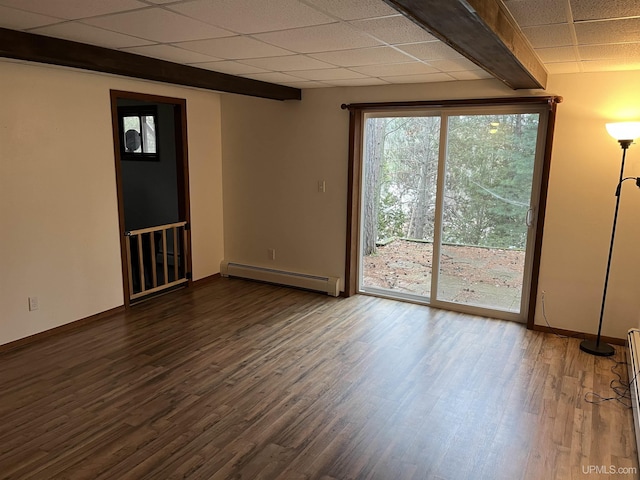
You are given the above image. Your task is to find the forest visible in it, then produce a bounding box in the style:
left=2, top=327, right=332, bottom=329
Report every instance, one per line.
left=362, top=112, right=540, bottom=256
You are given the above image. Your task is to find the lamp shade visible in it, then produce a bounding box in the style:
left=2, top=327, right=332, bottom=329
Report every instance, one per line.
left=606, top=122, right=640, bottom=141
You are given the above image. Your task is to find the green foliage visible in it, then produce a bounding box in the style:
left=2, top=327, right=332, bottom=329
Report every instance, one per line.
left=444, top=113, right=538, bottom=249
left=363, top=112, right=539, bottom=251
left=377, top=190, right=406, bottom=239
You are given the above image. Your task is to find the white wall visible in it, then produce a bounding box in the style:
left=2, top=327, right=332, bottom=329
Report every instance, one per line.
left=539, top=71, right=640, bottom=339
left=221, top=71, right=640, bottom=339
left=0, top=60, right=224, bottom=346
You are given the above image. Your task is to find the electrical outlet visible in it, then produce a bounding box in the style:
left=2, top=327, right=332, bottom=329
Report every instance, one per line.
left=268, top=248, right=276, bottom=260
left=28, top=296, right=39, bottom=311
left=318, top=180, right=326, bottom=193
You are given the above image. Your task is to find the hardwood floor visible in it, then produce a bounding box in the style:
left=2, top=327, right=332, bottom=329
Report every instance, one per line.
left=0, top=278, right=637, bottom=480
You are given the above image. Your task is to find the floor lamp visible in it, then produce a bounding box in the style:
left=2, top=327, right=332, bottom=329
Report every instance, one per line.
left=580, top=121, right=640, bottom=357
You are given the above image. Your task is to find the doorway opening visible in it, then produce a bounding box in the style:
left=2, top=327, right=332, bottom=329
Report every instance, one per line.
left=110, top=90, right=192, bottom=306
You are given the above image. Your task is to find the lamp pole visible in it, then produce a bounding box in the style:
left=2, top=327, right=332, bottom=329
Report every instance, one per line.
left=580, top=139, right=632, bottom=356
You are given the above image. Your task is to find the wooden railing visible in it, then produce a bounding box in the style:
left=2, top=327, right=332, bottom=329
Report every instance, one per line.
left=125, top=221, right=189, bottom=301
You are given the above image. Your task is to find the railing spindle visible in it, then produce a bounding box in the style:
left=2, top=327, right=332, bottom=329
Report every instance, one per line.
left=173, top=227, right=179, bottom=282
left=126, top=235, right=134, bottom=298
left=137, top=234, right=145, bottom=293
left=162, top=228, right=168, bottom=285
left=150, top=232, right=157, bottom=288
left=183, top=226, right=188, bottom=279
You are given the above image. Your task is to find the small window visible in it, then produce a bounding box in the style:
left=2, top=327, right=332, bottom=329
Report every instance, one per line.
left=118, top=106, right=158, bottom=160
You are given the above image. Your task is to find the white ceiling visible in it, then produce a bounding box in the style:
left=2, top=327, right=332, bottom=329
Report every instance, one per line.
left=1, top=0, right=639, bottom=89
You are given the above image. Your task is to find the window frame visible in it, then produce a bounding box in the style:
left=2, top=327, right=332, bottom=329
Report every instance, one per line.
left=118, top=105, right=159, bottom=161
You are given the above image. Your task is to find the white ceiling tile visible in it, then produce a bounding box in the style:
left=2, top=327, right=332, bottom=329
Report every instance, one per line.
left=176, top=36, right=293, bottom=59
left=0, top=5, right=61, bottom=29
left=581, top=59, right=640, bottom=72
left=83, top=8, right=234, bottom=43
left=190, top=61, right=268, bottom=75
left=121, top=44, right=221, bottom=63
left=287, top=68, right=367, bottom=80
left=309, top=46, right=414, bottom=66
left=352, top=62, right=438, bottom=76
left=30, top=22, right=154, bottom=49
left=351, top=15, right=437, bottom=45
left=570, top=0, right=640, bottom=22
left=325, top=77, right=391, bottom=86
left=535, top=46, right=578, bottom=62
left=575, top=18, right=640, bottom=46
left=280, top=80, right=331, bottom=88
left=521, top=24, right=573, bottom=48
left=395, top=41, right=464, bottom=61
left=448, top=70, right=494, bottom=80
left=242, top=71, right=308, bottom=83
left=254, top=23, right=382, bottom=53
left=239, top=55, right=334, bottom=71
left=380, top=72, right=455, bottom=84
left=579, top=43, right=640, bottom=61
left=503, top=0, right=567, bottom=27
left=167, top=0, right=334, bottom=34
left=545, top=62, right=581, bottom=74
left=428, top=57, right=480, bottom=72
left=301, top=0, right=398, bottom=20
left=0, top=0, right=147, bottom=20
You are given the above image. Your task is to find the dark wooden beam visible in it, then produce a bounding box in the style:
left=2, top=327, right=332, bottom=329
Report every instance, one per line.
left=382, top=0, right=547, bottom=90
left=0, top=28, right=301, bottom=101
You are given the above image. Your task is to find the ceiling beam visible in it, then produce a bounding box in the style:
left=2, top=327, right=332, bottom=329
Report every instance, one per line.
left=383, top=0, right=547, bottom=90
left=0, top=28, right=301, bottom=101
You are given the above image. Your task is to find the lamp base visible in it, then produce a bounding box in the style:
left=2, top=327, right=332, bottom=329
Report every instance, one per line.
left=579, top=339, right=615, bottom=357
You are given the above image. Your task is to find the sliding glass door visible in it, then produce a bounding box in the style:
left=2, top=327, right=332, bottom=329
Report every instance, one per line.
left=360, top=115, right=441, bottom=299
left=358, top=106, right=548, bottom=322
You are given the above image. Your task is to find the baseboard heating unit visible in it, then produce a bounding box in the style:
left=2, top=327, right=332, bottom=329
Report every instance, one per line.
left=627, top=328, right=640, bottom=463
left=220, top=261, right=340, bottom=297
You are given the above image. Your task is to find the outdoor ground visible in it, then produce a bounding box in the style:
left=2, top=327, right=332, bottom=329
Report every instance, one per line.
left=362, top=239, right=525, bottom=311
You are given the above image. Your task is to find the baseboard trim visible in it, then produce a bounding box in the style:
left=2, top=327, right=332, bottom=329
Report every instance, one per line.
left=0, top=305, right=126, bottom=355
left=531, top=324, right=625, bottom=346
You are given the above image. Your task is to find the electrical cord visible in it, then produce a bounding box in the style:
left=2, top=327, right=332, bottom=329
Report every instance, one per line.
left=540, top=291, right=634, bottom=407
left=584, top=359, right=635, bottom=408
left=541, top=291, right=585, bottom=340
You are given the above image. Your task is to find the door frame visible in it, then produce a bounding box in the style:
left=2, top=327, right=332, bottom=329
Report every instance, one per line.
left=110, top=90, right=192, bottom=308
left=342, top=96, right=561, bottom=327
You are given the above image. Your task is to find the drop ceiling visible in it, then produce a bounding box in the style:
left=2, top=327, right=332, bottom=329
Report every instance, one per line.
left=1, top=0, right=638, bottom=89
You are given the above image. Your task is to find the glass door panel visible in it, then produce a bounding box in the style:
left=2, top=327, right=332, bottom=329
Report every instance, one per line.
left=360, top=115, right=441, bottom=300
left=436, top=113, right=540, bottom=312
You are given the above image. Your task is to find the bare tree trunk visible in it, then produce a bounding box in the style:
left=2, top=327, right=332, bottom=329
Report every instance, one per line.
left=407, top=120, right=439, bottom=240
left=362, top=118, right=387, bottom=256
left=407, top=162, right=431, bottom=239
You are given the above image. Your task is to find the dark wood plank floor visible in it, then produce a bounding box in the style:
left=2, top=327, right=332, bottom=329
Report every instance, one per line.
left=0, top=278, right=637, bottom=480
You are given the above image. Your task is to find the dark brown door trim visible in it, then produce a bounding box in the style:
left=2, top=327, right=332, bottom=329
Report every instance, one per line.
left=344, top=108, right=364, bottom=297
left=526, top=100, right=559, bottom=329
left=110, top=90, right=193, bottom=308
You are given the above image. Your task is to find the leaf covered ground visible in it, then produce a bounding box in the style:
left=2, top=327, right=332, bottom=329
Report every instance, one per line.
left=362, top=239, right=525, bottom=309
